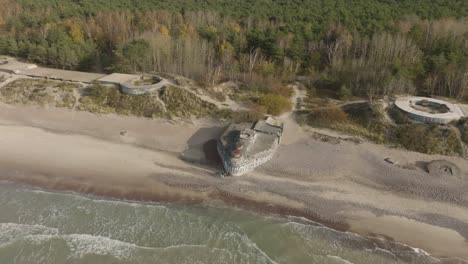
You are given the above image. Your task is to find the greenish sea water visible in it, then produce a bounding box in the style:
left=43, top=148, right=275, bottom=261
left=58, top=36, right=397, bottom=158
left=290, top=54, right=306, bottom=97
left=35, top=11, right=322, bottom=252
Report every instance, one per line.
left=0, top=183, right=442, bottom=264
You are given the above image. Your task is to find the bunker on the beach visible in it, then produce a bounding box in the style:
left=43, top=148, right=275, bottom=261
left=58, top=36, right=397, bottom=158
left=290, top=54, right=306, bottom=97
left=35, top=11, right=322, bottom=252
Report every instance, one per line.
left=217, top=116, right=283, bottom=176
left=394, top=96, right=466, bottom=124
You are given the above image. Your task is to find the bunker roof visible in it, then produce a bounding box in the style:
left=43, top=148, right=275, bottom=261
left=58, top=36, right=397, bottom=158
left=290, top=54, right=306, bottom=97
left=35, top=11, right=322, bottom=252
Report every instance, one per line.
left=395, top=96, right=465, bottom=124
left=22, top=67, right=105, bottom=83
left=253, top=118, right=283, bottom=135
left=97, top=73, right=140, bottom=84
left=219, top=117, right=283, bottom=161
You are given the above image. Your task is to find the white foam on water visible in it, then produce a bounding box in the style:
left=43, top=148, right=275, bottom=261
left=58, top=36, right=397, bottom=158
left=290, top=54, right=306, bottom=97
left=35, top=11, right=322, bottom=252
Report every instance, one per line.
left=91, top=198, right=168, bottom=210
left=327, top=255, right=356, bottom=264
left=230, top=231, right=280, bottom=264
left=64, top=234, right=140, bottom=260
left=23, top=234, right=61, bottom=245
left=159, top=244, right=206, bottom=250
left=368, top=247, right=397, bottom=260
left=24, top=185, right=167, bottom=210
left=19, top=232, right=218, bottom=261
left=282, top=220, right=347, bottom=236
left=411, top=246, right=432, bottom=256
left=283, top=219, right=447, bottom=264
left=0, top=221, right=213, bottom=261
left=0, top=184, right=448, bottom=263
left=0, top=223, right=59, bottom=247
left=369, top=236, right=440, bottom=262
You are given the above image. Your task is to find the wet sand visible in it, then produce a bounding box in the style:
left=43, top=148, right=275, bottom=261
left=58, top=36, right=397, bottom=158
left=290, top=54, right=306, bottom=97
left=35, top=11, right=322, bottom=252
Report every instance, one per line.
left=0, top=102, right=467, bottom=260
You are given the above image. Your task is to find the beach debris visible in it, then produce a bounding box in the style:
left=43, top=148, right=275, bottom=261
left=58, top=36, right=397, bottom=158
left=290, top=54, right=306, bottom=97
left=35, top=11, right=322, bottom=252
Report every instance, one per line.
left=384, top=157, right=399, bottom=165
left=311, top=132, right=363, bottom=145
left=120, top=130, right=128, bottom=136
left=427, top=160, right=460, bottom=178
left=218, top=171, right=227, bottom=178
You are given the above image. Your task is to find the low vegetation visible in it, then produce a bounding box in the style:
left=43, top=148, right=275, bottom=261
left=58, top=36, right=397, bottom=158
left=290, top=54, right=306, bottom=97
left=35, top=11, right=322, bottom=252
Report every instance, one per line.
left=256, top=94, right=292, bottom=116
left=388, top=106, right=413, bottom=125
left=298, top=99, right=467, bottom=156
left=0, top=78, right=79, bottom=108
left=231, top=77, right=293, bottom=116
left=457, top=118, right=468, bottom=145
left=391, top=125, right=464, bottom=156
left=0, top=79, right=229, bottom=119
left=78, top=84, right=165, bottom=117
left=303, top=107, right=348, bottom=126
left=342, top=103, right=387, bottom=139
left=158, top=86, right=218, bottom=118
left=79, top=84, right=224, bottom=118
left=298, top=102, right=387, bottom=143
left=202, top=108, right=267, bottom=123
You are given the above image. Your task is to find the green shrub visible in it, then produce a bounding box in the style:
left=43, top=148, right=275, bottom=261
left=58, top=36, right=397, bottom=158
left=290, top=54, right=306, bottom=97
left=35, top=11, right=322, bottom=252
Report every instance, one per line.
left=391, top=124, right=463, bottom=155
left=388, top=105, right=413, bottom=124
left=229, top=110, right=265, bottom=123
left=307, top=107, right=348, bottom=126
left=256, top=94, right=292, bottom=116
left=457, top=118, right=468, bottom=144
left=337, top=85, right=352, bottom=99
left=343, top=102, right=387, bottom=136
left=302, top=106, right=386, bottom=143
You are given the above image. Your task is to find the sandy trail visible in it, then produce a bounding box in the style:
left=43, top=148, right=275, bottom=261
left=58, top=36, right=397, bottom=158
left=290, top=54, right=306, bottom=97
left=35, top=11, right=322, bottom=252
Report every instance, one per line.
left=0, top=103, right=467, bottom=260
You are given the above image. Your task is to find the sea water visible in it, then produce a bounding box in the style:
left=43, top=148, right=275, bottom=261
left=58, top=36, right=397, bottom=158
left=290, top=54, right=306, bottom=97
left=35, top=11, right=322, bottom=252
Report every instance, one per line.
left=0, top=183, right=443, bottom=264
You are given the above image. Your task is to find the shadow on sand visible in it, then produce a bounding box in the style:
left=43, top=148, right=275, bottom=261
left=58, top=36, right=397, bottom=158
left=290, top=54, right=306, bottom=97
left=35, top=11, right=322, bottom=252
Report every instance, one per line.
left=180, top=126, right=227, bottom=170
left=415, top=161, right=429, bottom=172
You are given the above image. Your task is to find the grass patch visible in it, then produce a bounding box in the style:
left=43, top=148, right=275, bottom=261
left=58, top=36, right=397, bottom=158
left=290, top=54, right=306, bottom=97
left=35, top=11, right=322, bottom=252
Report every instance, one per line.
left=159, top=86, right=218, bottom=118
left=388, top=105, right=413, bottom=125
left=456, top=118, right=468, bottom=145
left=0, top=80, right=225, bottom=119
left=256, top=94, right=292, bottom=116
left=298, top=103, right=387, bottom=143
left=390, top=124, right=463, bottom=156
left=298, top=100, right=465, bottom=155
left=343, top=102, right=388, bottom=141
left=79, top=84, right=165, bottom=117
left=0, top=78, right=79, bottom=108
left=211, top=106, right=266, bottom=122
left=79, top=84, right=225, bottom=118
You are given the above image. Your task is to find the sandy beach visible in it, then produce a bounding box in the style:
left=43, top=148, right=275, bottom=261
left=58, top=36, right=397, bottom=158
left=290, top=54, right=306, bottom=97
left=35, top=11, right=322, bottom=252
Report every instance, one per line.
left=0, top=102, right=467, bottom=261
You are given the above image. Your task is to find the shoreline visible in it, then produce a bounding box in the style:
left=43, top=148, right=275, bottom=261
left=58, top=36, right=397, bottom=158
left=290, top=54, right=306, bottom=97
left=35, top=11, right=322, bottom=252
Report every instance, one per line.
left=0, top=103, right=467, bottom=261
left=0, top=180, right=444, bottom=263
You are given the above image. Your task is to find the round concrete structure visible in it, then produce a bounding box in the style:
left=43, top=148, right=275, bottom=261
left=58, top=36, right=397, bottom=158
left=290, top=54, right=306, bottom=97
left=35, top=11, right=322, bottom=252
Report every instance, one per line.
left=427, top=160, right=461, bottom=178
left=395, top=96, right=464, bottom=124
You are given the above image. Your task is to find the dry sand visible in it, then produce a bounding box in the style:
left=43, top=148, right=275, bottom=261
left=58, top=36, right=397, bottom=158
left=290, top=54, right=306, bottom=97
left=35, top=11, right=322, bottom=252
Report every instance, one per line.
left=0, top=102, right=467, bottom=261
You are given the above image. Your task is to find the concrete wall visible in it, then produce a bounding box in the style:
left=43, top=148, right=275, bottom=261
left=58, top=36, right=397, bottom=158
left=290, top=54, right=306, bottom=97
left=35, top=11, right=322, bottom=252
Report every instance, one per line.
left=217, top=141, right=279, bottom=176
left=120, top=86, right=147, bottom=95
left=406, top=112, right=454, bottom=124
left=119, top=79, right=169, bottom=95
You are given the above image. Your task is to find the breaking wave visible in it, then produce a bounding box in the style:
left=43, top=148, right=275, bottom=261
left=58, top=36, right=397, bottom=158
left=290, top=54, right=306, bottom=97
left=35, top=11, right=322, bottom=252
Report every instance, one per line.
left=0, top=182, right=456, bottom=264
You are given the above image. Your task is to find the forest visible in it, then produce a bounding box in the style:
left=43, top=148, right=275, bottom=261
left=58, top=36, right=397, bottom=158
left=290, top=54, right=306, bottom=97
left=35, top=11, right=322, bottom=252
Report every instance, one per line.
left=0, top=0, right=467, bottom=100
